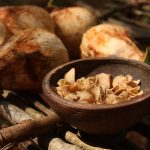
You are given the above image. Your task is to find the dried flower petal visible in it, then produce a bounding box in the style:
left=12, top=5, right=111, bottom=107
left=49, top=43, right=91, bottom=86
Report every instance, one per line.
left=96, top=73, right=112, bottom=90
left=113, top=75, right=126, bottom=87
left=127, top=80, right=140, bottom=87
left=77, top=91, right=94, bottom=103
left=88, top=85, right=101, bottom=100
left=64, top=93, right=78, bottom=101
left=119, top=91, right=129, bottom=99
left=64, top=68, right=75, bottom=83
left=105, top=94, right=118, bottom=104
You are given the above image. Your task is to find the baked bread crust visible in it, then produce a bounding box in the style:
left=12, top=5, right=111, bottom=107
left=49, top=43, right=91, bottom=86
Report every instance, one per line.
left=0, top=28, right=69, bottom=91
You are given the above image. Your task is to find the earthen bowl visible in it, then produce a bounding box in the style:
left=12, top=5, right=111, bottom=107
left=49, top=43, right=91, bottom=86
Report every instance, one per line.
left=42, top=58, right=150, bottom=135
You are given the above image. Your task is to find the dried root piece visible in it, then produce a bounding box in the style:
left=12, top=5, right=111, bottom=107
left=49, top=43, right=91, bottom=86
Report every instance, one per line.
left=0, top=99, right=32, bottom=124
left=48, top=138, right=81, bottom=150
left=65, top=131, right=110, bottom=150
left=56, top=68, right=143, bottom=105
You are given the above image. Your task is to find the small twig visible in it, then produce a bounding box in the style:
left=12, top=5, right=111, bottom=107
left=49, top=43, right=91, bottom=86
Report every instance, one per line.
left=4, top=92, right=45, bottom=119
left=15, top=92, right=53, bottom=116
left=98, top=2, right=150, bottom=22
left=30, top=98, right=53, bottom=116
left=98, top=4, right=133, bottom=21
left=115, top=15, right=150, bottom=28
left=133, top=9, right=150, bottom=17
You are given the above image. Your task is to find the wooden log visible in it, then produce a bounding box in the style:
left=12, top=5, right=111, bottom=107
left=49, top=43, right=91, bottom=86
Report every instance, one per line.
left=0, top=112, right=60, bottom=147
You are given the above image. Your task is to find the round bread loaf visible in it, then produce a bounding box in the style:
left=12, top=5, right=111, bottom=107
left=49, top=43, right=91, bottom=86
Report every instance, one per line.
left=80, top=24, right=144, bottom=61
left=0, top=5, right=54, bottom=34
left=51, top=7, right=97, bottom=60
left=0, top=28, right=69, bottom=91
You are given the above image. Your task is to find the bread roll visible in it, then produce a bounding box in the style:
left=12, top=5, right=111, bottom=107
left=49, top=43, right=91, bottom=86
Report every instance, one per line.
left=51, top=7, right=97, bottom=60
left=0, top=5, right=54, bottom=34
left=80, top=24, right=144, bottom=61
left=0, top=28, right=69, bottom=91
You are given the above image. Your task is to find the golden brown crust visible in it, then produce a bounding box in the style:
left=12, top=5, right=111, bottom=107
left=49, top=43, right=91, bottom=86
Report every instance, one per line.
left=0, top=29, right=69, bottom=91
left=0, top=5, right=54, bottom=34
left=51, top=7, right=97, bottom=60
left=80, top=24, right=144, bottom=61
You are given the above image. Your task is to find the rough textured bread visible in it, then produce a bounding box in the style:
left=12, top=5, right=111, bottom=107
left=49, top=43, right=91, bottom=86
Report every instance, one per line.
left=80, top=24, right=144, bottom=61
left=0, top=20, right=10, bottom=45
left=0, top=28, right=69, bottom=91
left=0, top=5, right=54, bottom=34
left=51, top=7, right=97, bottom=60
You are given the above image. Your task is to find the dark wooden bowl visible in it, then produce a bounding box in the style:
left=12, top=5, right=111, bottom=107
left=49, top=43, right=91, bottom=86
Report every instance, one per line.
left=42, top=57, right=150, bottom=135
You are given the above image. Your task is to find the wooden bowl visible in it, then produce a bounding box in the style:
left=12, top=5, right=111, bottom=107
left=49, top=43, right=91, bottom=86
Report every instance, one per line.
left=42, top=58, right=150, bottom=135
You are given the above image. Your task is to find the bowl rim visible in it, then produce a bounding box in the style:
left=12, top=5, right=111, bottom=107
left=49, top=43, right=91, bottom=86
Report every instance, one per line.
left=42, top=57, right=150, bottom=110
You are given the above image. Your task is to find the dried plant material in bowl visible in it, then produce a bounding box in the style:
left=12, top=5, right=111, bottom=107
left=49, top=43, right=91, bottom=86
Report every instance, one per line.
left=56, top=68, right=143, bottom=104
